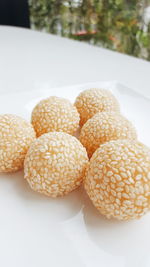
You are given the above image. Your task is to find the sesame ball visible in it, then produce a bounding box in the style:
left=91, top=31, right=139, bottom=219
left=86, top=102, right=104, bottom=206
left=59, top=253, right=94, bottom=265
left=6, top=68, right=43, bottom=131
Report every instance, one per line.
left=24, top=132, right=88, bottom=197
left=85, top=140, right=150, bottom=220
left=75, top=88, right=120, bottom=126
left=0, top=114, right=36, bottom=173
left=80, top=112, right=137, bottom=158
left=31, top=96, right=80, bottom=137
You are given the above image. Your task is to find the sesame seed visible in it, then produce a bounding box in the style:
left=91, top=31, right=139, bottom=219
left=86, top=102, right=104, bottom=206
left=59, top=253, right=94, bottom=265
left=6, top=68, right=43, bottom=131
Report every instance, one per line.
left=123, top=200, right=132, bottom=206
left=136, top=174, right=142, bottom=180
left=137, top=166, right=143, bottom=173
left=111, top=190, right=116, bottom=197
left=107, top=171, right=113, bottom=177
left=121, top=172, right=127, bottom=179
left=116, top=198, right=121, bottom=205
left=110, top=176, right=116, bottom=183
left=115, top=174, right=122, bottom=181
left=122, top=193, right=130, bottom=199
left=129, top=177, right=135, bottom=184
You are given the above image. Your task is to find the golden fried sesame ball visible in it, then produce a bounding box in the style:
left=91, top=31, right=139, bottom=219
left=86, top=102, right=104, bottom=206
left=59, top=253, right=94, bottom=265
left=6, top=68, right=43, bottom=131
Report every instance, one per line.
left=75, top=88, right=120, bottom=126
left=80, top=112, right=137, bottom=158
left=31, top=96, right=80, bottom=137
left=0, top=114, right=36, bottom=173
left=24, top=132, right=88, bottom=197
left=85, top=140, right=150, bottom=220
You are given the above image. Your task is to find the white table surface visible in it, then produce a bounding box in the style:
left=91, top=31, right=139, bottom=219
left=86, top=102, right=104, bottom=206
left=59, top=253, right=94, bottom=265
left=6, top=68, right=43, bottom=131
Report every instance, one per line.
left=0, top=26, right=150, bottom=97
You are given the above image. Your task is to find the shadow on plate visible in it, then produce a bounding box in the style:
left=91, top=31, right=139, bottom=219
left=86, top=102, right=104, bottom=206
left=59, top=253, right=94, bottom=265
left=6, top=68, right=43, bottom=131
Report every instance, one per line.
left=82, top=189, right=150, bottom=267
left=0, top=170, right=84, bottom=223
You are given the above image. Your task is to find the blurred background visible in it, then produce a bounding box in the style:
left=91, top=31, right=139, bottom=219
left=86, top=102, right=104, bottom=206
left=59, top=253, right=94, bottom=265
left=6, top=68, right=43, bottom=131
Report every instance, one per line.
left=29, top=0, right=150, bottom=61
left=0, top=0, right=150, bottom=60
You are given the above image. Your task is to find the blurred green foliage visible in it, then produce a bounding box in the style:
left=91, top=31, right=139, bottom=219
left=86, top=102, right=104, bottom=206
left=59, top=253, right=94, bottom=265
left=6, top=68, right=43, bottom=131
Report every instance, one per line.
left=29, top=0, right=150, bottom=60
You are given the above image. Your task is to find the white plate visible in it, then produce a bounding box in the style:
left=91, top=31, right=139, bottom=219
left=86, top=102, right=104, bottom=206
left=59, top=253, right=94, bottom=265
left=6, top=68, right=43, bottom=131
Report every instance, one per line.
left=0, top=81, right=150, bottom=267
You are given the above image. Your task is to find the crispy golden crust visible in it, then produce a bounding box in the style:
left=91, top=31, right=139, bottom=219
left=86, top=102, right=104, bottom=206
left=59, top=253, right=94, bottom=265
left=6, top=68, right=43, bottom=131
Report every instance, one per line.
left=85, top=140, right=150, bottom=220
left=0, top=114, right=36, bottom=172
left=31, top=96, right=80, bottom=137
left=75, top=88, right=120, bottom=126
left=24, top=132, right=89, bottom=197
left=80, top=112, right=137, bottom=158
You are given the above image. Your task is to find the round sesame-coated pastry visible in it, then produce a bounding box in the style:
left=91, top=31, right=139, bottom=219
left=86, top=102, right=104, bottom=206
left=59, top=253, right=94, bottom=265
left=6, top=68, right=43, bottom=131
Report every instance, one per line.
left=24, top=132, right=89, bottom=197
left=75, top=88, right=120, bottom=126
left=31, top=96, right=80, bottom=137
left=80, top=112, right=137, bottom=158
left=0, top=114, right=36, bottom=173
left=85, top=140, right=150, bottom=220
